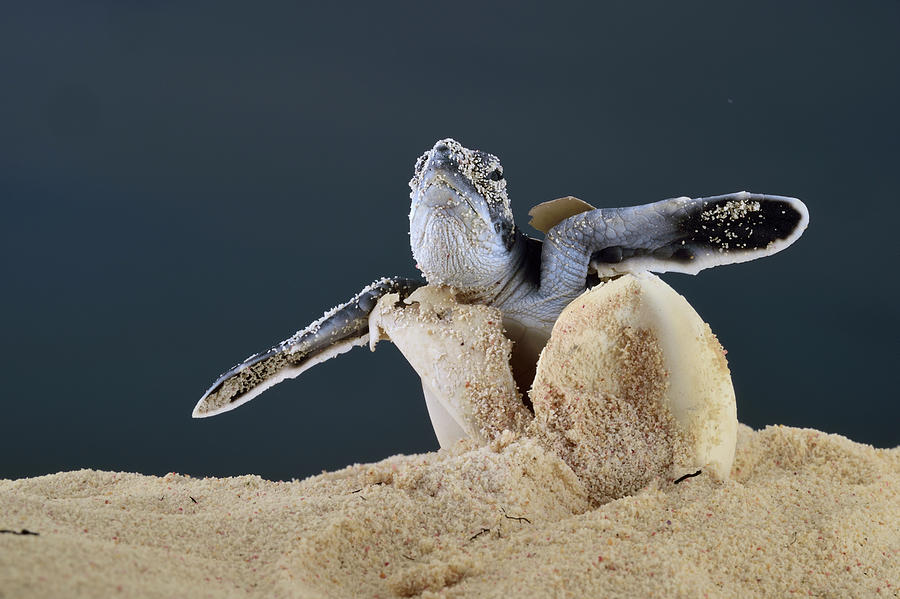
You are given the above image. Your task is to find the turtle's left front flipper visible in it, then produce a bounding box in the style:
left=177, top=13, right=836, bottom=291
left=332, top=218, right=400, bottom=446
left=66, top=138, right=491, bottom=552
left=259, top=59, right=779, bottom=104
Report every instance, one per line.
left=541, top=192, right=809, bottom=294
left=192, top=277, right=422, bottom=418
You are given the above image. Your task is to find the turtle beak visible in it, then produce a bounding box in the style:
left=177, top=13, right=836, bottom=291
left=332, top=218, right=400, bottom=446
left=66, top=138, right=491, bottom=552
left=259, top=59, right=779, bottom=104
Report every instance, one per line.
left=429, top=139, right=453, bottom=162
left=417, top=142, right=480, bottom=213
left=420, top=140, right=456, bottom=185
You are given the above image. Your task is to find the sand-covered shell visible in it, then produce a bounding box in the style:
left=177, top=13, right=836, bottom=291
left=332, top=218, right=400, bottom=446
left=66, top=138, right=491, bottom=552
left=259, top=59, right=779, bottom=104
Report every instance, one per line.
left=369, top=286, right=531, bottom=447
left=529, top=273, right=737, bottom=503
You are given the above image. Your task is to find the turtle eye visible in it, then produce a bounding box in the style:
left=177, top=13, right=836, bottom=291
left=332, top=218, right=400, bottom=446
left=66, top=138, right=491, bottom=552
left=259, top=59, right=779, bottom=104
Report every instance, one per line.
left=489, top=168, right=504, bottom=181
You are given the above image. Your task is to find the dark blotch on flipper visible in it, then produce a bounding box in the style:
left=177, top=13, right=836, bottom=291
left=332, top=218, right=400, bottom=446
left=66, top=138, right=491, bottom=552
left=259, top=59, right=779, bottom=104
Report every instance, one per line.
left=594, top=245, right=624, bottom=264
left=646, top=244, right=694, bottom=262
left=683, top=197, right=804, bottom=251
left=591, top=244, right=649, bottom=265
left=673, top=246, right=694, bottom=262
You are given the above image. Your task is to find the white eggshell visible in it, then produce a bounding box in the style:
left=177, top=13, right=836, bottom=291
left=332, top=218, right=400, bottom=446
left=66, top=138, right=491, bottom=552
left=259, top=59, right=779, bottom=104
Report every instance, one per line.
left=369, top=286, right=530, bottom=448
left=530, top=273, right=737, bottom=496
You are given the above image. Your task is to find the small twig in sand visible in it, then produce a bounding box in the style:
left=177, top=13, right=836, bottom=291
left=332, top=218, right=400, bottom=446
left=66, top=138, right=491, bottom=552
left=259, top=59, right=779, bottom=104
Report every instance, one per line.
left=500, top=507, right=532, bottom=524
left=469, top=528, right=491, bottom=541
left=0, top=529, right=39, bottom=536
left=674, top=470, right=702, bottom=484
left=350, top=482, right=384, bottom=496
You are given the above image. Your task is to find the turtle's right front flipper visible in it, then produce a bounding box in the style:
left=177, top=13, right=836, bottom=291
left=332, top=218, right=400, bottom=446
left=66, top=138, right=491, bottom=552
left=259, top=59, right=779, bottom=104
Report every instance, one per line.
left=192, top=277, right=423, bottom=418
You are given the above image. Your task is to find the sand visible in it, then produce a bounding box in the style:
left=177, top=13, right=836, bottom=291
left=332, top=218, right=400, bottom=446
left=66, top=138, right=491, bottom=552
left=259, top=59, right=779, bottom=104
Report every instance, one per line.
left=4, top=281, right=896, bottom=597
left=1, top=424, right=897, bottom=598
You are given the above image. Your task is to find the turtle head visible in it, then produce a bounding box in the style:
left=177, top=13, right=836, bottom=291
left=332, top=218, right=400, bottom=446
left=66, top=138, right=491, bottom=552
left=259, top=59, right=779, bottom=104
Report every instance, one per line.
left=408, top=138, right=519, bottom=293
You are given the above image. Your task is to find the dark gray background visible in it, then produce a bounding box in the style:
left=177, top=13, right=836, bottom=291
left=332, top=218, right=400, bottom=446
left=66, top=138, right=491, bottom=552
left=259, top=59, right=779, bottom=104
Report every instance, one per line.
left=2, top=2, right=897, bottom=481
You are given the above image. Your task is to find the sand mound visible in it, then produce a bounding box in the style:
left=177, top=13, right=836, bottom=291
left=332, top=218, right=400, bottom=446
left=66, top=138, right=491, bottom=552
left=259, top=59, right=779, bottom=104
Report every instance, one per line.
left=1, top=425, right=897, bottom=598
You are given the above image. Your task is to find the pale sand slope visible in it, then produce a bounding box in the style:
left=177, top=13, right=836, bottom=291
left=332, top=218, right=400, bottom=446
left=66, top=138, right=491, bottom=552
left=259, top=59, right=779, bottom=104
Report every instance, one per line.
left=1, top=425, right=897, bottom=599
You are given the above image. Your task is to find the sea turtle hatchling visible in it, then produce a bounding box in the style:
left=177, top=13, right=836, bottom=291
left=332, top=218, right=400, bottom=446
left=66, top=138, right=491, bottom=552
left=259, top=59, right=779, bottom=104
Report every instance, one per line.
left=193, top=138, right=809, bottom=421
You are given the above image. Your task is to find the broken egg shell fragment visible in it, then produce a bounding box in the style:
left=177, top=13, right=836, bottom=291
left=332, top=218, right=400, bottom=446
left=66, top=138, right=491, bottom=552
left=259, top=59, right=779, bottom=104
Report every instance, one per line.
left=369, top=286, right=531, bottom=448
left=529, top=272, right=737, bottom=503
